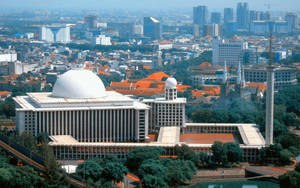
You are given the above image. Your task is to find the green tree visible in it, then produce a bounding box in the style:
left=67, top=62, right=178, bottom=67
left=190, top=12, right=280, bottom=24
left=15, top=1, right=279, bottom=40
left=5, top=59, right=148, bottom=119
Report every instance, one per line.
left=126, top=147, right=165, bottom=172
left=224, top=142, right=243, bottom=164
left=212, top=141, right=228, bottom=166
left=279, top=163, right=300, bottom=188
left=138, top=159, right=167, bottom=180
left=141, top=174, right=168, bottom=188
left=9, top=166, right=44, bottom=187
left=174, top=144, right=199, bottom=167
left=0, top=168, right=12, bottom=187
left=162, top=159, right=197, bottom=187
left=102, top=161, right=128, bottom=183
left=76, top=160, right=102, bottom=183
left=279, top=149, right=293, bottom=165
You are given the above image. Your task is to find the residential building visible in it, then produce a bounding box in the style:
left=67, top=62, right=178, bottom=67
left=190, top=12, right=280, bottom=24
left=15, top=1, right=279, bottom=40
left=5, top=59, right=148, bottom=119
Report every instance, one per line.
left=40, top=25, right=71, bottom=43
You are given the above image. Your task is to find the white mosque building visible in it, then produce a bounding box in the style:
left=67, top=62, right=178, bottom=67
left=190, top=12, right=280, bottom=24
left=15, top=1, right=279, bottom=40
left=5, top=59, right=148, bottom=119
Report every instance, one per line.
left=13, top=69, right=265, bottom=161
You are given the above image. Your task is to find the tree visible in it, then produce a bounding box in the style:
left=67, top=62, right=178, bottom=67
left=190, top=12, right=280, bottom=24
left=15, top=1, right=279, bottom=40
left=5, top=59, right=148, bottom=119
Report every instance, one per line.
left=138, top=159, right=167, bottom=180
left=102, top=161, right=128, bottom=183
left=141, top=175, right=168, bottom=188
left=279, top=149, right=293, bottom=165
left=174, top=144, right=199, bottom=167
left=126, top=147, right=165, bottom=172
left=211, top=141, right=228, bottom=166
left=279, top=163, right=300, bottom=188
left=224, top=142, right=243, bottom=164
left=76, top=160, right=102, bottom=183
left=9, top=166, right=44, bottom=187
left=0, top=168, right=12, bottom=187
left=41, top=144, right=69, bottom=186
left=260, top=144, right=284, bottom=164
left=162, top=159, right=197, bottom=187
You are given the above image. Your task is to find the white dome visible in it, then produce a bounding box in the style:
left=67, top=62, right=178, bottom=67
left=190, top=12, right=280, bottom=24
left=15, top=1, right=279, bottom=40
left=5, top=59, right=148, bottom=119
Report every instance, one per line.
left=52, top=70, right=106, bottom=99
left=165, top=77, right=177, bottom=89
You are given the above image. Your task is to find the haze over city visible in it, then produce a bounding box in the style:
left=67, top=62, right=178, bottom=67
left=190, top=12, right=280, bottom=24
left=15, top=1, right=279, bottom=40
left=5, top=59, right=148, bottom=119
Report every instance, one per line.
left=0, top=0, right=300, bottom=11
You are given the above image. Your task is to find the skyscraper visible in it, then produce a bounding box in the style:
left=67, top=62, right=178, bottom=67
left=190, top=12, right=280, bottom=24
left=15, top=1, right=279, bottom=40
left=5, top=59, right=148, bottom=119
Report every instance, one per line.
left=237, top=2, right=249, bottom=30
left=250, top=10, right=259, bottom=23
left=211, top=12, right=222, bottom=24
left=193, top=6, right=208, bottom=28
left=285, top=12, right=297, bottom=33
left=224, top=8, right=234, bottom=24
left=143, top=17, right=161, bottom=40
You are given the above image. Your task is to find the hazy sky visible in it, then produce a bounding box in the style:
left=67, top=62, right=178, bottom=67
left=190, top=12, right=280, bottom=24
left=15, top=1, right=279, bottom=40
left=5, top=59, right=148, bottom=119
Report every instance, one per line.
left=0, top=0, right=299, bottom=11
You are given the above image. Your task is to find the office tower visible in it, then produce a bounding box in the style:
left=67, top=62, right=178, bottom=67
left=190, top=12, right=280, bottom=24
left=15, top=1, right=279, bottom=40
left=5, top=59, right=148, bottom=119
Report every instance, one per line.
left=285, top=12, right=297, bottom=33
left=224, top=8, right=234, bottom=24
left=250, top=10, right=259, bottom=23
left=143, top=17, right=161, bottom=40
left=261, top=11, right=271, bottom=21
left=84, top=15, right=97, bottom=30
left=40, top=25, right=71, bottom=43
left=211, top=12, right=222, bottom=24
left=212, top=37, right=248, bottom=68
left=237, top=2, right=249, bottom=30
left=193, top=6, right=208, bottom=28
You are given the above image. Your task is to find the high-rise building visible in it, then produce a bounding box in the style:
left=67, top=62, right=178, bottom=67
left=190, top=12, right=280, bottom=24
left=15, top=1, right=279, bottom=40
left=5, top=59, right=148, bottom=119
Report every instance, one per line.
left=261, top=11, right=271, bottom=21
left=237, top=2, right=249, bottom=30
left=224, top=8, right=234, bottom=24
left=212, top=37, right=248, bottom=68
left=211, top=12, right=221, bottom=24
left=193, top=6, right=208, bottom=28
left=285, top=12, right=297, bottom=33
left=143, top=17, right=161, bottom=40
left=204, top=24, right=221, bottom=37
left=84, top=15, right=97, bottom=30
left=250, top=10, right=259, bottom=23
left=40, top=25, right=71, bottom=43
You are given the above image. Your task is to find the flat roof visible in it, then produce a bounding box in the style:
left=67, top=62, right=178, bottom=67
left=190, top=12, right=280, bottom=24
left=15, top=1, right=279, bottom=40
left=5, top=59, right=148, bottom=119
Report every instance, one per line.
left=48, top=123, right=265, bottom=149
left=27, top=91, right=133, bottom=105
left=180, top=133, right=240, bottom=144
left=157, top=127, right=180, bottom=144
left=185, top=123, right=265, bottom=146
left=13, top=91, right=149, bottom=111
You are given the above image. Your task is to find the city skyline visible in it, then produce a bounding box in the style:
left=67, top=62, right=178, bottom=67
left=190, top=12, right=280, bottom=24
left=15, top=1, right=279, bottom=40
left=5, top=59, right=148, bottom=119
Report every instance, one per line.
left=0, top=0, right=300, bottom=11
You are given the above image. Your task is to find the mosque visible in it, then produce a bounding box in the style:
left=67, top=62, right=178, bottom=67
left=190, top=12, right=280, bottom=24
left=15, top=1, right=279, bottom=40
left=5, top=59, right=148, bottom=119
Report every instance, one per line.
left=14, top=69, right=266, bottom=162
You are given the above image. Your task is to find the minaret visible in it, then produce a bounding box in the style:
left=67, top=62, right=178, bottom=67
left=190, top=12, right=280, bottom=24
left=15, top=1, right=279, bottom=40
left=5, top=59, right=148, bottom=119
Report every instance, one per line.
left=221, top=61, right=229, bottom=98
left=223, top=60, right=228, bottom=83
left=265, top=22, right=275, bottom=146
left=241, top=64, right=246, bottom=88
left=165, top=78, right=178, bottom=101
left=237, top=61, right=242, bottom=84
